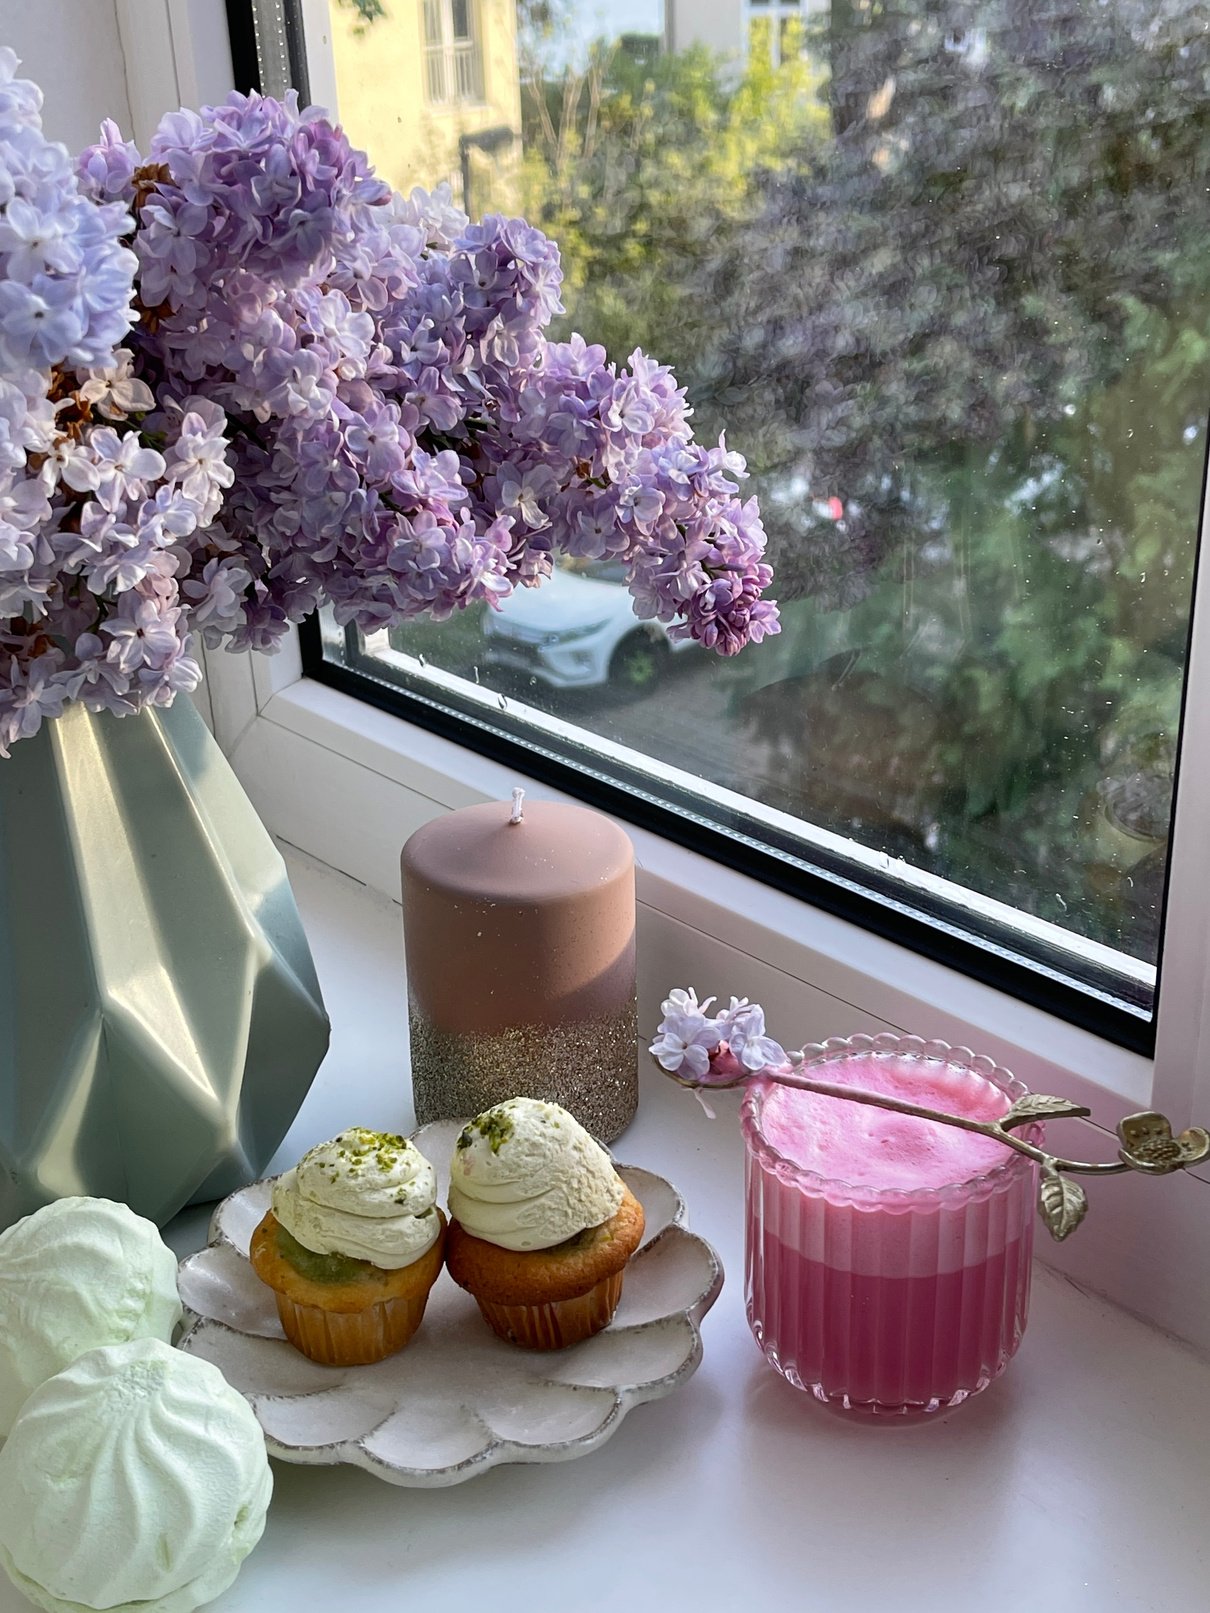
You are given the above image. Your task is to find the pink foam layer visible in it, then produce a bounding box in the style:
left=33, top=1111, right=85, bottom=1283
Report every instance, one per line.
left=748, top=1145, right=1036, bottom=1276
left=759, top=1053, right=1012, bottom=1191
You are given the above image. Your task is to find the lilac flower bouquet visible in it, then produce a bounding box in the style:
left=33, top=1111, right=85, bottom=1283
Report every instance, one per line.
left=0, top=54, right=778, bottom=755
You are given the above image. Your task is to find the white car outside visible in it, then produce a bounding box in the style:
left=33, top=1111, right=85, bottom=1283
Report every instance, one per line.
left=481, top=560, right=694, bottom=691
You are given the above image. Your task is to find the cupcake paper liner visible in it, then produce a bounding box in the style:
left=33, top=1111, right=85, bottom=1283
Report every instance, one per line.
left=473, top=1270, right=626, bottom=1350
left=272, top=1285, right=436, bottom=1367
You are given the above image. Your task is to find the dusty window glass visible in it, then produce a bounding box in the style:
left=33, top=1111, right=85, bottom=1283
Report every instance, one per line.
left=319, top=0, right=1209, bottom=1003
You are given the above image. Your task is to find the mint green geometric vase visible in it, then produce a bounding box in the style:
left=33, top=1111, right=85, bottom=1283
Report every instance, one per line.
left=0, top=696, right=330, bottom=1229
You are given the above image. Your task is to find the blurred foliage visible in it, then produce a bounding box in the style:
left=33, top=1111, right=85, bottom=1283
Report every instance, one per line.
left=508, top=0, right=1210, bottom=958
left=334, top=0, right=387, bottom=30
left=707, top=0, right=1210, bottom=605
left=517, top=23, right=828, bottom=367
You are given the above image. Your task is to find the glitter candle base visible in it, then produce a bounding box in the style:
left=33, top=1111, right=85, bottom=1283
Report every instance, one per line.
left=408, top=1001, right=638, bottom=1142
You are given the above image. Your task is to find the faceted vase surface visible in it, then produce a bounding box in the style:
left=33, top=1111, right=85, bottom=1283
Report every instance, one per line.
left=0, top=696, right=330, bottom=1229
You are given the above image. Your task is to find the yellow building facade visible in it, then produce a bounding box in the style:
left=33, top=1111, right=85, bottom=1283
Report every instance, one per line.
left=329, top=0, right=522, bottom=215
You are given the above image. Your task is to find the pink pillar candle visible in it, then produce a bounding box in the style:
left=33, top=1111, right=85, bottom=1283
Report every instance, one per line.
left=742, top=1039, right=1039, bottom=1420
left=401, top=796, right=637, bottom=1141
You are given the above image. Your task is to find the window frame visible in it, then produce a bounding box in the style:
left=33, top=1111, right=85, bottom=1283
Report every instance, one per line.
left=178, top=0, right=1210, bottom=1352
left=201, top=604, right=1210, bottom=1350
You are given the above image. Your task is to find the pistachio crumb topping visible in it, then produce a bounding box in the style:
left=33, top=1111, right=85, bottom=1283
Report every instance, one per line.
left=456, top=1107, right=516, bottom=1154
left=446, top=1097, right=623, bottom=1251
left=275, top=1127, right=440, bottom=1269
left=314, top=1127, right=414, bottom=1179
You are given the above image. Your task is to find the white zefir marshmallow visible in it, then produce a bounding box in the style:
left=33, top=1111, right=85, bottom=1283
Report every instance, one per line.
left=0, top=1196, right=181, bottom=1436
left=272, top=1127, right=441, bottom=1269
left=448, top=1097, right=624, bottom=1251
left=0, top=1337, right=272, bottom=1613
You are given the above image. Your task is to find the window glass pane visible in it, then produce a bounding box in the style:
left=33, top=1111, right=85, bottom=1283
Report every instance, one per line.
left=317, top=0, right=1210, bottom=1018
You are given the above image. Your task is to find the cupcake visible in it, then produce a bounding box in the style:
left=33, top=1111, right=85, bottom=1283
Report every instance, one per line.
left=249, top=1128, right=445, bottom=1366
left=445, top=1098, right=645, bottom=1349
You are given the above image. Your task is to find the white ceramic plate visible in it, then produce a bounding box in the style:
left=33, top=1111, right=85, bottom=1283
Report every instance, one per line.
left=176, top=1119, right=724, bottom=1486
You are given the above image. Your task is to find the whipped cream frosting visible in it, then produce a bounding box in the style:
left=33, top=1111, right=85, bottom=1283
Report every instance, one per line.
left=272, top=1128, right=441, bottom=1269
left=0, top=1196, right=182, bottom=1437
left=448, top=1097, right=624, bottom=1252
left=0, top=1336, right=272, bottom=1613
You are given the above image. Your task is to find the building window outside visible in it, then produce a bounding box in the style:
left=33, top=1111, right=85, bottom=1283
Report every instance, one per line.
left=746, top=0, right=807, bottom=70
left=423, top=0, right=485, bottom=105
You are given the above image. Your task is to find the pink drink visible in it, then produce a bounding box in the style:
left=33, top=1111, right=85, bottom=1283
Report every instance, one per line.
left=742, top=1039, right=1039, bottom=1421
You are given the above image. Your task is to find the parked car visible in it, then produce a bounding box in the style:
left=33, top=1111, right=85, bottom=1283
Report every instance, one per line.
left=481, top=560, right=693, bottom=692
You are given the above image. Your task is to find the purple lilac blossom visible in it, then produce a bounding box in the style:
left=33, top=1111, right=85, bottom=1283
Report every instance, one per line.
left=0, top=78, right=777, bottom=753
left=0, top=52, right=135, bottom=373
left=720, top=997, right=788, bottom=1071
left=0, top=385, right=225, bottom=753
left=0, top=55, right=206, bottom=752
left=76, top=90, right=776, bottom=651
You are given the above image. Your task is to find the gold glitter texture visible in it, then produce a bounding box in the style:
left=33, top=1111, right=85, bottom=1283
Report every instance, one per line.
left=408, top=1001, right=639, bottom=1143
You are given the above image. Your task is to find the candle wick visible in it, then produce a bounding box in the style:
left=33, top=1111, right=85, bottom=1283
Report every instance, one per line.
left=509, top=787, right=525, bottom=825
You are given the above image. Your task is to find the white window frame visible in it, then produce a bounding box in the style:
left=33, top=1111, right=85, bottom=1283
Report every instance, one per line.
left=153, top=0, right=1210, bottom=1351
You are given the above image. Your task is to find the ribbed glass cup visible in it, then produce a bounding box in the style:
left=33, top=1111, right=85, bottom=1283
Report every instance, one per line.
left=742, top=1034, right=1040, bottom=1422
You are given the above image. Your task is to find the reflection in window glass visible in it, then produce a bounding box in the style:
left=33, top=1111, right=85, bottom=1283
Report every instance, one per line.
left=321, top=0, right=1209, bottom=993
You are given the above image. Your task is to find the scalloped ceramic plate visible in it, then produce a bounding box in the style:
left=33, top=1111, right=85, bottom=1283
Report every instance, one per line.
left=176, top=1119, right=724, bottom=1486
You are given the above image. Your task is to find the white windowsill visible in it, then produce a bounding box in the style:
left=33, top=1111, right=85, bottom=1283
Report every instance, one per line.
left=8, top=842, right=1197, bottom=1613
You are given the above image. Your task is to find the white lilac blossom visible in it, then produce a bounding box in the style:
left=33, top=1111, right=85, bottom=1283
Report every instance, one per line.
left=649, top=988, right=724, bottom=1080
left=721, top=997, right=788, bottom=1071
left=0, top=71, right=778, bottom=754
left=650, top=989, right=788, bottom=1084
